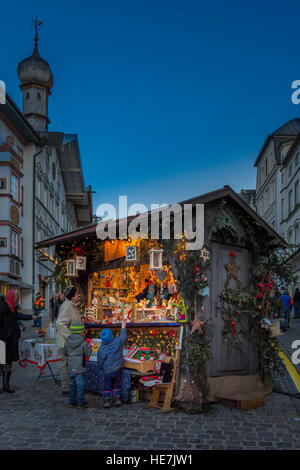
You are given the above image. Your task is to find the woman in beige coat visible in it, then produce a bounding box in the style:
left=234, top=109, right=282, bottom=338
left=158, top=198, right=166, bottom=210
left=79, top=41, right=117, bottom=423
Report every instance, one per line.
left=56, top=286, right=82, bottom=395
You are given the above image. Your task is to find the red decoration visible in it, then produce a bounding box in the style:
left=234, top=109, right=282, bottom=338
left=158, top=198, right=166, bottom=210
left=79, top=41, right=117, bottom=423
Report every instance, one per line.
left=229, top=251, right=237, bottom=257
left=229, top=317, right=238, bottom=337
left=169, top=330, right=175, bottom=337
left=151, top=330, right=157, bottom=336
left=73, top=246, right=87, bottom=256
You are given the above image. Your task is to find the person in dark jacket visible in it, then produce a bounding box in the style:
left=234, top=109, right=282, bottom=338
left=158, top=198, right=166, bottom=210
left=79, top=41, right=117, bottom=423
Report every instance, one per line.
left=293, top=288, right=300, bottom=319
left=63, top=322, right=91, bottom=409
left=0, top=290, right=36, bottom=393
left=97, top=320, right=127, bottom=408
left=50, top=293, right=64, bottom=322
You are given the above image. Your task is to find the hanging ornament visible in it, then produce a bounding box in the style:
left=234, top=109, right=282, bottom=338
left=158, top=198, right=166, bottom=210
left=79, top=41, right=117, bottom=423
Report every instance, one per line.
left=200, top=247, right=210, bottom=263
left=190, top=305, right=207, bottom=335
left=225, top=252, right=241, bottom=281
left=149, top=249, right=163, bottom=270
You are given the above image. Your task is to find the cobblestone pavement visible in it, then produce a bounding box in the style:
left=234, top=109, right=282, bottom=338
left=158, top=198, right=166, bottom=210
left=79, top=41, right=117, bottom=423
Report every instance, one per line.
left=1, top=325, right=300, bottom=450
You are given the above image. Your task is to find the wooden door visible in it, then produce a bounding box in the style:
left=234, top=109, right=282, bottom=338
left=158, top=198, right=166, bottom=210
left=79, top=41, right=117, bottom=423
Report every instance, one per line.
left=209, top=242, right=258, bottom=377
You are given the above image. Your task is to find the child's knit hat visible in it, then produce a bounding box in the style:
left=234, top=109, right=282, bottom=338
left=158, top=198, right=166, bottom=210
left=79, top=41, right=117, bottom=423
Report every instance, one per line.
left=100, top=328, right=113, bottom=344
left=70, top=322, right=85, bottom=334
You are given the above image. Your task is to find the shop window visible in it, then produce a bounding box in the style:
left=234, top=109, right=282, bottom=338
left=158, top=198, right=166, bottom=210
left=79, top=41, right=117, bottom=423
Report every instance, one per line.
left=0, top=284, right=8, bottom=296
left=0, top=178, right=6, bottom=189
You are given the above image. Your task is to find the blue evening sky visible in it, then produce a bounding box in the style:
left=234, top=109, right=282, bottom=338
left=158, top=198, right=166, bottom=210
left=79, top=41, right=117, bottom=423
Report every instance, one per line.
left=2, top=0, right=300, bottom=215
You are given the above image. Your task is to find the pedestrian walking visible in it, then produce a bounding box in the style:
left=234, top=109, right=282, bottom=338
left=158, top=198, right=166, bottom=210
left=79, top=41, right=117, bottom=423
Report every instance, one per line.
left=280, top=290, right=293, bottom=331
left=56, top=286, right=82, bottom=396
left=0, top=290, right=37, bottom=393
left=293, top=288, right=300, bottom=319
left=97, top=320, right=127, bottom=408
left=269, top=290, right=280, bottom=318
left=63, top=322, right=91, bottom=409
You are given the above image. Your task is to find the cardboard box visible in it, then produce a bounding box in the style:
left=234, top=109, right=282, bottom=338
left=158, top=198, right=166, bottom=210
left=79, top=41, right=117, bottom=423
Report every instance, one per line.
left=131, top=389, right=139, bottom=403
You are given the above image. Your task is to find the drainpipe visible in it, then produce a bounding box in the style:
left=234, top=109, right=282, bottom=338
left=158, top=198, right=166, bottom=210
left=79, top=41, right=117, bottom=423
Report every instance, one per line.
left=32, top=145, right=43, bottom=306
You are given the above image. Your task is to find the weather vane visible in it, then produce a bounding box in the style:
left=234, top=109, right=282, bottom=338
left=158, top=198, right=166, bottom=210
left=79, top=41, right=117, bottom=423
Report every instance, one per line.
left=31, top=16, right=44, bottom=48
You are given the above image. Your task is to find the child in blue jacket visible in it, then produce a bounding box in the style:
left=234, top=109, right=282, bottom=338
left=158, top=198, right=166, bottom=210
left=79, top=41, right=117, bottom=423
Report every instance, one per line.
left=97, top=320, right=126, bottom=408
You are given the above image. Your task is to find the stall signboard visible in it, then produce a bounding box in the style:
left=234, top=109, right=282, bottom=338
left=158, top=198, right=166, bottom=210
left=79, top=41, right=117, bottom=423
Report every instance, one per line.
left=126, top=245, right=138, bottom=261
left=104, top=240, right=127, bottom=262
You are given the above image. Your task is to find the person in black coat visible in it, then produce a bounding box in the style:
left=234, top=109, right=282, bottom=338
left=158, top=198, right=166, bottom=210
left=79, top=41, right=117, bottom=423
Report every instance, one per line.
left=0, top=290, right=36, bottom=393
left=50, top=293, right=64, bottom=322
left=293, top=288, right=300, bottom=319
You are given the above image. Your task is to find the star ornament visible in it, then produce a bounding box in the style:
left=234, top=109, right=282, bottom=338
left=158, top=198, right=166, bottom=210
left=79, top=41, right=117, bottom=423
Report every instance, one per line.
left=190, top=316, right=207, bottom=335
left=225, top=254, right=241, bottom=281
left=200, top=247, right=210, bottom=263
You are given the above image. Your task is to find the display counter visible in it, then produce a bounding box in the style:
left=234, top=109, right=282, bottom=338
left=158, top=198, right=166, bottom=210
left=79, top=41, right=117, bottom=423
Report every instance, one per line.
left=85, top=322, right=183, bottom=369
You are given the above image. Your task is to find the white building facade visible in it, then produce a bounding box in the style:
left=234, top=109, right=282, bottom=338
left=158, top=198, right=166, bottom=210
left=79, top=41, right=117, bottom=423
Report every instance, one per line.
left=0, top=33, right=93, bottom=313
left=0, top=95, right=38, bottom=299
left=255, top=118, right=300, bottom=285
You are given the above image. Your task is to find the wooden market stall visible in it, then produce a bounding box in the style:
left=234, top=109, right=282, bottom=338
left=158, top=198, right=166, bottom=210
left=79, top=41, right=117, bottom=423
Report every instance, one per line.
left=36, top=186, right=284, bottom=409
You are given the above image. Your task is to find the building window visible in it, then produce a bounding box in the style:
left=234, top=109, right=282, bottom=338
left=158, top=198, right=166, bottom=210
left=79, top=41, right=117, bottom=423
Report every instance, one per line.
left=281, top=198, right=284, bottom=220
left=289, top=163, right=293, bottom=177
left=56, top=201, right=59, bottom=223
left=295, top=224, right=300, bottom=246
left=289, top=190, right=293, bottom=214
left=26, top=92, right=29, bottom=100
left=288, top=229, right=293, bottom=245
left=50, top=195, right=54, bottom=214
left=44, top=187, right=48, bottom=207
left=0, top=238, right=7, bottom=248
left=11, top=230, right=18, bottom=256
left=281, top=172, right=284, bottom=186
left=295, top=180, right=299, bottom=206
left=265, top=157, right=268, bottom=177
left=10, top=173, right=19, bottom=201
left=37, top=92, right=41, bottom=100
left=295, top=153, right=299, bottom=167
left=0, top=178, right=6, bottom=189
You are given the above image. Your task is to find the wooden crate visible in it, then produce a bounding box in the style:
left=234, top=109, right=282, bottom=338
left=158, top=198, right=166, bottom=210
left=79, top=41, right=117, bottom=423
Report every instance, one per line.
left=216, top=392, right=265, bottom=411
left=123, top=359, right=156, bottom=374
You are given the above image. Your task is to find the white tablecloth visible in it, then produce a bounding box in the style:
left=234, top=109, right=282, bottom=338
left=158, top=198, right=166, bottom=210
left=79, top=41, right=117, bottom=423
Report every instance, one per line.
left=19, top=339, right=61, bottom=370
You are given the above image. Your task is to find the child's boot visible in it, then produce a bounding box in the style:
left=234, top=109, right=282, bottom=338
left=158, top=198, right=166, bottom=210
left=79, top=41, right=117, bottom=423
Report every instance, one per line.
left=103, top=391, right=112, bottom=408
left=113, top=388, right=121, bottom=406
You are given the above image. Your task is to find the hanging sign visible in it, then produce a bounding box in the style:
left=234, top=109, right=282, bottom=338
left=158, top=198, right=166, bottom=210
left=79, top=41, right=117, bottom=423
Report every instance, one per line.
left=76, top=256, right=86, bottom=270
left=126, top=246, right=138, bottom=261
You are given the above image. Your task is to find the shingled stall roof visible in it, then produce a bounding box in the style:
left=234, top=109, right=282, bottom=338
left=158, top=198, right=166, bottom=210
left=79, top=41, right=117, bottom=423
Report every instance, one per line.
left=35, top=185, right=283, bottom=249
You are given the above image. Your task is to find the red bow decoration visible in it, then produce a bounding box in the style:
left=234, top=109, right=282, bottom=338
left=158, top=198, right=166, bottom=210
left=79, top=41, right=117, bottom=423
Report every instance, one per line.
left=73, top=246, right=87, bottom=256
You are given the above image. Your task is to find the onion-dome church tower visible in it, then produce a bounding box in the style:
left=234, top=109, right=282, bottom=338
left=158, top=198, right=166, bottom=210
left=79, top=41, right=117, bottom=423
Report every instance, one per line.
left=17, top=18, right=53, bottom=131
